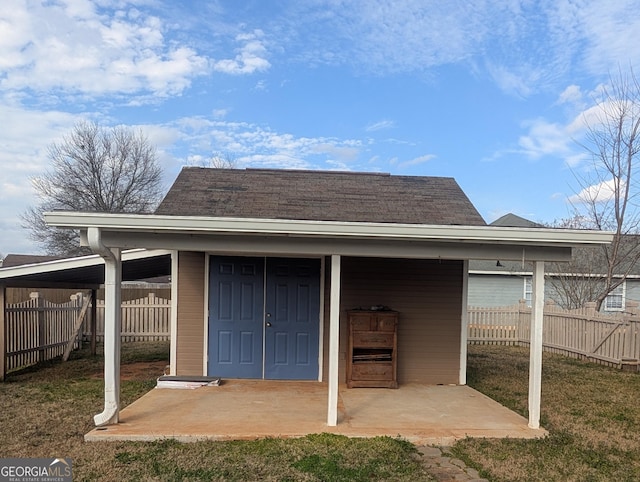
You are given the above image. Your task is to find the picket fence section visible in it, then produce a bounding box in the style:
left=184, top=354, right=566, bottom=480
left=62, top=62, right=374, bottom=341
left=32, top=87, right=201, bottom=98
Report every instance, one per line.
left=91, top=293, right=171, bottom=342
left=3, top=292, right=170, bottom=374
left=468, top=300, right=640, bottom=369
left=5, top=292, right=83, bottom=372
left=6, top=291, right=640, bottom=375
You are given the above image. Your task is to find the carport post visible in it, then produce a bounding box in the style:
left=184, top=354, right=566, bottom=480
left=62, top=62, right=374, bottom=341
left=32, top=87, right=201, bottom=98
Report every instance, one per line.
left=327, top=255, right=341, bottom=426
left=528, top=261, right=544, bottom=429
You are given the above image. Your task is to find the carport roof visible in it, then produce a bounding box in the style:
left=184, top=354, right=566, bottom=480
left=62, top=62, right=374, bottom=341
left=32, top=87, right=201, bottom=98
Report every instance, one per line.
left=0, top=249, right=171, bottom=288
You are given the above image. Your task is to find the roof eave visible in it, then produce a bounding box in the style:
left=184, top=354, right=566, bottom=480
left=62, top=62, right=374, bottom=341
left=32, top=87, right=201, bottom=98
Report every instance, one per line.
left=43, top=211, right=614, bottom=247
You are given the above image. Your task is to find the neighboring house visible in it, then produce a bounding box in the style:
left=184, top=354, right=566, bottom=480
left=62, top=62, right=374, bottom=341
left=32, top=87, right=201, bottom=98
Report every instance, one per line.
left=468, top=213, right=640, bottom=311
left=5, top=168, right=611, bottom=431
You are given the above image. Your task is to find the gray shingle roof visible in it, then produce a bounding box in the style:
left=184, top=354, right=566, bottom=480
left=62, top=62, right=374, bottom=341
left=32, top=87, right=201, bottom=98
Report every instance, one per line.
left=2, top=254, right=64, bottom=267
left=490, top=213, right=543, bottom=228
left=155, top=168, right=486, bottom=226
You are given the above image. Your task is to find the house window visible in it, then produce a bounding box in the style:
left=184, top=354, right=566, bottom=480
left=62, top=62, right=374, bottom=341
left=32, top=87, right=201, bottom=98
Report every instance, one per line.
left=524, top=277, right=532, bottom=307
left=604, top=283, right=625, bottom=311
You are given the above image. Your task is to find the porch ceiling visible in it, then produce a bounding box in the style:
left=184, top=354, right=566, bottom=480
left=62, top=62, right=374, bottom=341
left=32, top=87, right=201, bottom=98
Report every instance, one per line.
left=85, top=381, right=545, bottom=445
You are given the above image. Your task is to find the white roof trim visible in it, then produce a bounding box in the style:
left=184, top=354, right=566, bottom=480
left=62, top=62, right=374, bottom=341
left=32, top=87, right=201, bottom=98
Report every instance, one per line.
left=44, top=212, right=614, bottom=247
left=0, top=248, right=171, bottom=280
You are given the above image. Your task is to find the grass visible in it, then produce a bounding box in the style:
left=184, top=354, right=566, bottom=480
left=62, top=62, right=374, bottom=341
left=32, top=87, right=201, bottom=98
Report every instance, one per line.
left=451, top=345, right=640, bottom=482
left=7, top=341, right=638, bottom=481
left=0, top=342, right=432, bottom=481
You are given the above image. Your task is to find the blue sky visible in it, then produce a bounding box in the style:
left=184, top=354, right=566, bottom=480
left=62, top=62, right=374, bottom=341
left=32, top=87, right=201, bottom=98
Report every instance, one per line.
left=1, top=0, right=639, bottom=255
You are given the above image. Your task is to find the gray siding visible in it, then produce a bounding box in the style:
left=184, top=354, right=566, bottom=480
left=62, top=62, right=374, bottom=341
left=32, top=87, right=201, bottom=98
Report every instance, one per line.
left=467, top=274, right=525, bottom=307
left=624, top=280, right=640, bottom=305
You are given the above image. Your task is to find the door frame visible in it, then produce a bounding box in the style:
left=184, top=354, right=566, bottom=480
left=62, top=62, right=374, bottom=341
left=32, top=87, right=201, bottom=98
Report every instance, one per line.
left=203, top=253, right=325, bottom=381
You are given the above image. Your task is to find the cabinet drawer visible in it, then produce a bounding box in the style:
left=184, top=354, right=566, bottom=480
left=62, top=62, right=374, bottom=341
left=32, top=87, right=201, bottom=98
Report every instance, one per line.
left=376, top=316, right=397, bottom=332
left=352, top=332, right=394, bottom=348
left=350, top=316, right=373, bottom=331
left=351, top=362, right=393, bottom=380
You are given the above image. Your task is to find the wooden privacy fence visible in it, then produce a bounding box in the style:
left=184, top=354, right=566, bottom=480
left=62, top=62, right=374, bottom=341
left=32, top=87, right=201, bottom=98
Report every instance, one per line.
left=468, top=300, right=640, bottom=370
left=3, top=292, right=171, bottom=377
left=4, top=292, right=84, bottom=372
left=90, top=293, right=170, bottom=343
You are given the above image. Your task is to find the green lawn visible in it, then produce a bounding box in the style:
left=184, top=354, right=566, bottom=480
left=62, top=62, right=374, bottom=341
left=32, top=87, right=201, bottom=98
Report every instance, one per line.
left=0, top=342, right=432, bottom=481
left=3, top=342, right=638, bottom=481
left=451, top=344, right=640, bottom=482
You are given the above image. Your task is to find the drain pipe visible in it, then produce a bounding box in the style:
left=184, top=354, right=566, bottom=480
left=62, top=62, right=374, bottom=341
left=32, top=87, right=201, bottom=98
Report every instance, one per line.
left=87, top=227, right=122, bottom=426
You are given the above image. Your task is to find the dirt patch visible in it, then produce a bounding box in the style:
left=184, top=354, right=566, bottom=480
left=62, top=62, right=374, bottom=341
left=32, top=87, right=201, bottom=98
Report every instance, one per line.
left=92, top=360, right=168, bottom=381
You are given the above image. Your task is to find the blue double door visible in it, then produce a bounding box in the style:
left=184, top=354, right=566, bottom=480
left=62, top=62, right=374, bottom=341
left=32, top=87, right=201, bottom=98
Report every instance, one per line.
left=208, top=256, right=321, bottom=380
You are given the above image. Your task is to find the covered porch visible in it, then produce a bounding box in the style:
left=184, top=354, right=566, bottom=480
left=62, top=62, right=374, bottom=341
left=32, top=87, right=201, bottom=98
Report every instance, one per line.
left=85, top=380, right=544, bottom=445
left=41, top=212, right=613, bottom=436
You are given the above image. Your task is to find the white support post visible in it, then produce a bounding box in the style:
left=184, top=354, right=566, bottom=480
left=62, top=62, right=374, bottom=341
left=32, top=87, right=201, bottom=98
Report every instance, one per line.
left=459, top=260, right=469, bottom=385
left=327, top=255, right=341, bottom=427
left=170, top=250, right=178, bottom=376
left=88, top=227, right=122, bottom=426
left=528, top=261, right=545, bottom=429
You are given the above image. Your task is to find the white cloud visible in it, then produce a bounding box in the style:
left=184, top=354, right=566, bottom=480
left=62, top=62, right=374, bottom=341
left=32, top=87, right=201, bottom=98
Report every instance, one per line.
left=365, top=120, right=395, bottom=132
left=0, top=103, right=82, bottom=254
left=0, top=2, right=210, bottom=99
left=213, top=30, right=271, bottom=75
left=518, top=119, right=572, bottom=160
left=398, top=154, right=436, bottom=168
left=159, top=116, right=368, bottom=173
left=557, top=85, right=583, bottom=106
left=569, top=179, right=620, bottom=204
left=576, top=1, right=640, bottom=75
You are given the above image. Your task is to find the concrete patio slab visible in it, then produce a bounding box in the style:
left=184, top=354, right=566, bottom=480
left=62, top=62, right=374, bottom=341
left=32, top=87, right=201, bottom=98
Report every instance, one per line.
left=85, top=381, right=546, bottom=446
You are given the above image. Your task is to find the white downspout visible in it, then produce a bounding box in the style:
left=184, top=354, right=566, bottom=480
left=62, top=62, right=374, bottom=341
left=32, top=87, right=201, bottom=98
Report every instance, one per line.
left=88, top=227, right=122, bottom=426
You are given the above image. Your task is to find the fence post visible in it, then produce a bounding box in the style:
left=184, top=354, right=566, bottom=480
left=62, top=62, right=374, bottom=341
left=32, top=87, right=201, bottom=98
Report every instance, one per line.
left=517, top=299, right=528, bottom=344
left=31, top=292, right=45, bottom=363
left=91, top=288, right=97, bottom=355
left=0, top=285, right=6, bottom=381
left=622, top=300, right=639, bottom=370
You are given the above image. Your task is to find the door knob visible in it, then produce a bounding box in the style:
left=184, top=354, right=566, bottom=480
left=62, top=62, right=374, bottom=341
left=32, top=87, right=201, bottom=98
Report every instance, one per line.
left=266, top=321, right=272, bottom=327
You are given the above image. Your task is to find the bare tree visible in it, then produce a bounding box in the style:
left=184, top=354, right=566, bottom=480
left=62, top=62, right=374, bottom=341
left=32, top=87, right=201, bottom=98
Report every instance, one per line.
left=22, top=121, right=164, bottom=255
left=187, top=151, right=239, bottom=169
left=570, top=68, right=640, bottom=310
left=545, top=215, right=608, bottom=309
left=208, top=152, right=238, bottom=169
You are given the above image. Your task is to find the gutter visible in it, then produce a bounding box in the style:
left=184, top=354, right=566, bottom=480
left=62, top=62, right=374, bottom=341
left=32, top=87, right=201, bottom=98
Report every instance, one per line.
left=87, top=227, right=122, bottom=426
left=44, top=211, right=614, bottom=247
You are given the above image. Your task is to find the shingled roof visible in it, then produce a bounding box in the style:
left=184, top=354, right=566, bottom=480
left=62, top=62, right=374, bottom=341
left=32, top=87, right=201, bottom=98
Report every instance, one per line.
left=155, top=168, right=486, bottom=226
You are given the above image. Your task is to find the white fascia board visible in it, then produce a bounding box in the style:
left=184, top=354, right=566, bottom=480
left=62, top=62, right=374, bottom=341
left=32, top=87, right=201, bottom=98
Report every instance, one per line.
left=44, top=212, right=614, bottom=247
left=470, top=270, right=640, bottom=279
left=0, top=248, right=171, bottom=280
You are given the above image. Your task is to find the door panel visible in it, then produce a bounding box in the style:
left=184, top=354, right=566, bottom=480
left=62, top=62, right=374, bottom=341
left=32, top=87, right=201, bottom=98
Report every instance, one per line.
left=208, top=256, right=320, bottom=380
left=208, top=257, right=264, bottom=378
left=264, top=258, right=321, bottom=380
